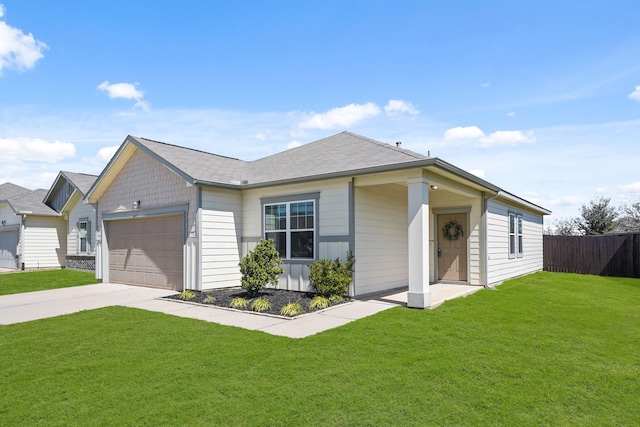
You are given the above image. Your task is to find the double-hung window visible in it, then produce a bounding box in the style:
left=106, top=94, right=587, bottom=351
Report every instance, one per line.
left=508, top=212, right=523, bottom=258
left=78, top=219, right=89, bottom=254
left=264, top=200, right=315, bottom=259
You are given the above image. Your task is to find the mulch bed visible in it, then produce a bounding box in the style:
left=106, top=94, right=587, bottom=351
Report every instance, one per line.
left=163, top=287, right=349, bottom=317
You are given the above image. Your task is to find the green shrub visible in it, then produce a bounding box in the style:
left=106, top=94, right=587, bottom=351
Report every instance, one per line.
left=309, top=296, right=330, bottom=310
left=203, top=295, right=216, bottom=304
left=229, top=297, right=249, bottom=309
left=308, top=252, right=355, bottom=297
left=239, top=239, right=284, bottom=297
left=328, top=294, right=344, bottom=304
left=179, top=290, right=197, bottom=301
left=280, top=301, right=304, bottom=317
left=251, top=298, right=271, bottom=313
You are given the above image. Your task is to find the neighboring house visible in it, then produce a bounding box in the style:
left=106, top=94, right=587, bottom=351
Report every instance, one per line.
left=43, top=171, right=99, bottom=271
left=0, top=188, right=66, bottom=270
left=85, top=132, right=550, bottom=308
left=0, top=183, right=32, bottom=269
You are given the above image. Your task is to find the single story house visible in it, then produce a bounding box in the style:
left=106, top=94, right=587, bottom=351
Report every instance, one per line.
left=85, top=132, right=550, bottom=308
left=43, top=171, right=98, bottom=271
left=0, top=187, right=66, bottom=270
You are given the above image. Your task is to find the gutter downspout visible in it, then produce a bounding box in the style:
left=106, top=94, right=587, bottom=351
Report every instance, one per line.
left=481, top=191, right=500, bottom=289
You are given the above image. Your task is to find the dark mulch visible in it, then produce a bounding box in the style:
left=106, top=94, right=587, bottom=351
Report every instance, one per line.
left=163, top=287, right=349, bottom=317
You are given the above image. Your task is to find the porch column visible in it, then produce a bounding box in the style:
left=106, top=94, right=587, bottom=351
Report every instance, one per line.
left=407, top=177, right=431, bottom=308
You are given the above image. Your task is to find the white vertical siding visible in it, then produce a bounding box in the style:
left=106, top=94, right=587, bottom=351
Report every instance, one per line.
left=354, top=184, right=408, bottom=295
left=241, top=178, right=350, bottom=241
left=200, top=187, right=243, bottom=289
left=240, top=178, right=351, bottom=292
left=67, top=197, right=96, bottom=255
left=486, top=199, right=544, bottom=284
left=22, top=216, right=66, bottom=269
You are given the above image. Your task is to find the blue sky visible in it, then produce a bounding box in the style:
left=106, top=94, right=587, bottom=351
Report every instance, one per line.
left=1, top=1, right=640, bottom=224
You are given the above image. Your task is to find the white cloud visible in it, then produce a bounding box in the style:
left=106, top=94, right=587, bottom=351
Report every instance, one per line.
left=469, top=169, right=486, bottom=179
left=481, top=81, right=490, bottom=88
left=479, top=130, right=535, bottom=147
left=384, top=99, right=419, bottom=117
left=298, top=102, right=380, bottom=129
left=287, top=141, right=303, bottom=149
left=0, top=5, right=48, bottom=75
left=0, top=137, right=76, bottom=163
left=95, top=145, right=119, bottom=164
left=629, top=85, right=640, bottom=102
left=444, top=126, right=485, bottom=140
left=97, top=81, right=150, bottom=110
left=507, top=111, right=516, bottom=117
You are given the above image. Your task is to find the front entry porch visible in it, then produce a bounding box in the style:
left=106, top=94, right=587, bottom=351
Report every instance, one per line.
left=356, top=283, right=483, bottom=309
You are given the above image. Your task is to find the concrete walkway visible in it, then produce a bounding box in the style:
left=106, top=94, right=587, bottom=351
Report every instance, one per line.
left=0, top=283, right=482, bottom=338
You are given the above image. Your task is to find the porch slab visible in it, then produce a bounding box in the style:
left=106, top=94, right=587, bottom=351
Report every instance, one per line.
left=360, top=283, right=483, bottom=308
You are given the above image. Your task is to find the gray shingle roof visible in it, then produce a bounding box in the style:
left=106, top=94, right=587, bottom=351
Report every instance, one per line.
left=0, top=182, right=31, bottom=201
left=8, top=189, right=59, bottom=216
left=244, top=131, right=430, bottom=185
left=62, top=171, right=98, bottom=196
left=128, top=131, right=430, bottom=187
left=131, top=136, right=248, bottom=185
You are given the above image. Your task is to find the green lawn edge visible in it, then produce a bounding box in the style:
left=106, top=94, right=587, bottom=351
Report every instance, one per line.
left=0, top=269, right=97, bottom=296
left=0, top=271, right=638, bottom=425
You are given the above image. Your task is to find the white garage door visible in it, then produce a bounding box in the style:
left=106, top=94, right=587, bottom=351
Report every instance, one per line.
left=107, top=215, right=184, bottom=290
left=0, top=229, right=18, bottom=269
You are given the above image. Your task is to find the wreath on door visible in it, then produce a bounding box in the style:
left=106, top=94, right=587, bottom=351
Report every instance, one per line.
left=442, top=220, right=464, bottom=241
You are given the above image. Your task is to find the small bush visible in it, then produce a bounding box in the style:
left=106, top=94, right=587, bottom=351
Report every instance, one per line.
left=309, top=296, right=330, bottom=310
left=179, top=290, right=197, bottom=301
left=251, top=298, right=271, bottom=313
left=239, top=239, right=284, bottom=297
left=280, top=301, right=304, bottom=317
left=229, top=297, right=249, bottom=309
left=329, top=294, right=344, bottom=304
left=308, top=252, right=355, bottom=297
left=203, top=295, right=216, bottom=304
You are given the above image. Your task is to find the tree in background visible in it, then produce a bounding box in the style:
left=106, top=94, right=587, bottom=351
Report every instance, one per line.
left=545, top=217, right=579, bottom=236
left=576, top=197, right=618, bottom=235
left=617, top=200, right=640, bottom=232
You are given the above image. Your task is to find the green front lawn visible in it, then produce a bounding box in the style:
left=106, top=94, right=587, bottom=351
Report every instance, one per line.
left=0, top=272, right=638, bottom=425
left=0, top=269, right=97, bottom=296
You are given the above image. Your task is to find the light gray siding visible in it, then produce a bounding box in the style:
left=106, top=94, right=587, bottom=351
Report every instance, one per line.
left=200, top=188, right=243, bottom=289
left=22, top=216, right=66, bottom=269
left=486, top=199, right=544, bottom=284
left=354, top=183, right=408, bottom=295
left=67, top=194, right=96, bottom=255
left=241, top=178, right=351, bottom=292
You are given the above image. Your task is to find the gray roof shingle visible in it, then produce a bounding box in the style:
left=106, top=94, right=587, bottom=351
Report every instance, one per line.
left=0, top=182, right=31, bottom=201
left=131, top=136, right=248, bottom=185
left=244, top=131, right=430, bottom=185
left=128, top=131, right=429, bottom=187
left=62, top=171, right=98, bottom=196
left=8, top=189, right=59, bottom=216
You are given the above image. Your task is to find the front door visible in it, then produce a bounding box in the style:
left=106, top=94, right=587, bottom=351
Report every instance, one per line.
left=438, top=213, right=468, bottom=282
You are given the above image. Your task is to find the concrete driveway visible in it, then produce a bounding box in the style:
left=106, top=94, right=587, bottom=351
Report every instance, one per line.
left=0, top=282, right=482, bottom=338
left=0, top=283, right=175, bottom=325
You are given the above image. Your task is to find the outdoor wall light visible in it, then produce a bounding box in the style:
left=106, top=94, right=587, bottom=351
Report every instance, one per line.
left=430, top=185, right=438, bottom=190
left=132, top=200, right=141, bottom=210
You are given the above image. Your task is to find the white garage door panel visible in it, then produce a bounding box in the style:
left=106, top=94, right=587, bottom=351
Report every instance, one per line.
left=0, top=230, right=18, bottom=269
left=108, top=215, right=184, bottom=290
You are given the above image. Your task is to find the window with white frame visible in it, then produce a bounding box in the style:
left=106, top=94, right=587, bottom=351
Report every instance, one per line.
left=79, top=219, right=89, bottom=254
left=508, top=212, right=523, bottom=258
left=264, top=200, right=315, bottom=259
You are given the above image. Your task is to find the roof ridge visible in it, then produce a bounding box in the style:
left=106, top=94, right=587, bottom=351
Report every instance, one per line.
left=134, top=136, right=245, bottom=163
left=342, top=131, right=427, bottom=160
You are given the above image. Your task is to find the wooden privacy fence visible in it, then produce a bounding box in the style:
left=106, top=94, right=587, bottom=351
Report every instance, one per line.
left=544, top=234, right=640, bottom=278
